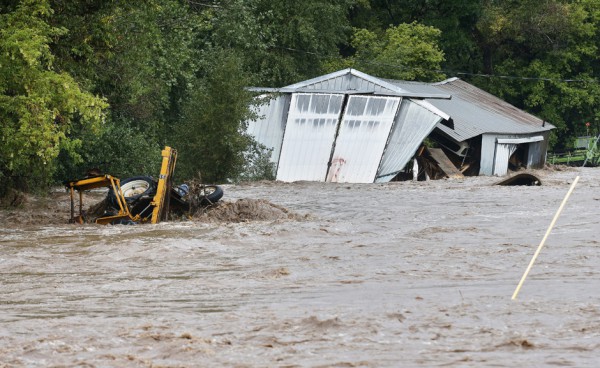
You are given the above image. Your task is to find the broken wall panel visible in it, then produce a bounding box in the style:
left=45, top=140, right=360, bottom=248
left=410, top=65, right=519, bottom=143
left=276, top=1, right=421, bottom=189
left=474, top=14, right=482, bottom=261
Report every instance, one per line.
left=327, top=96, right=401, bottom=183
left=493, top=142, right=517, bottom=176
left=246, top=94, right=291, bottom=165
left=276, top=93, right=344, bottom=182
left=375, top=100, right=443, bottom=182
left=482, top=133, right=549, bottom=176
left=526, top=132, right=550, bottom=169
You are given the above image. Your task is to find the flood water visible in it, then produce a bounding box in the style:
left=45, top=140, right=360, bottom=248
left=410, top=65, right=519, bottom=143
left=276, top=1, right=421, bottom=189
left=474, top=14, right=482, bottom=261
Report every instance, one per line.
left=1, top=167, right=600, bottom=367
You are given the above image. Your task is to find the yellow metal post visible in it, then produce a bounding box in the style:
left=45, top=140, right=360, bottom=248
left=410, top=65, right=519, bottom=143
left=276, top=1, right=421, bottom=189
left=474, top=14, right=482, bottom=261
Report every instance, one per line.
left=79, top=190, right=83, bottom=215
left=69, top=187, right=75, bottom=223
left=150, top=146, right=177, bottom=224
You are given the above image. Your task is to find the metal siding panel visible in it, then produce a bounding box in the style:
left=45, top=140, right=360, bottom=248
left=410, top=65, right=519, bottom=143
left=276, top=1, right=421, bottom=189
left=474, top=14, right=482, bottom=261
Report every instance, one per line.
left=349, top=76, right=361, bottom=90
left=527, top=141, right=543, bottom=168
left=479, top=134, right=497, bottom=175
left=276, top=93, right=344, bottom=182
left=497, top=136, right=543, bottom=144
left=327, top=96, right=401, bottom=183
left=493, top=143, right=517, bottom=176
left=246, top=95, right=290, bottom=165
left=376, top=100, right=442, bottom=182
left=526, top=131, right=549, bottom=168
left=480, top=133, right=549, bottom=175
left=534, top=131, right=550, bottom=167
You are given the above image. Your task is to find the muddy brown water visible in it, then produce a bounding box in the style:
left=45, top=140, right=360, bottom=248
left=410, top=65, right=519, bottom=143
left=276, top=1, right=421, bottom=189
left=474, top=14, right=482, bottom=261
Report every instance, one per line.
left=1, top=167, right=600, bottom=367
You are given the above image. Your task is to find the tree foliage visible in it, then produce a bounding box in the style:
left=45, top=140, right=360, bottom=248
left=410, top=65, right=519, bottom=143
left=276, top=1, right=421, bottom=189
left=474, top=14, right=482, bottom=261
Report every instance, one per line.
left=348, top=0, right=482, bottom=72
left=0, top=0, right=106, bottom=195
left=343, top=22, right=445, bottom=81
left=473, top=0, right=600, bottom=148
left=205, top=0, right=354, bottom=86
left=173, top=49, right=257, bottom=183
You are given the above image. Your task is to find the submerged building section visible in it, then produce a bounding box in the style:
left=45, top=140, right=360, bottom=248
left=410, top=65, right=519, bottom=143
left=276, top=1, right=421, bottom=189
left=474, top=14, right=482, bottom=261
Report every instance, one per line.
left=246, top=69, right=554, bottom=183
left=388, top=78, right=554, bottom=177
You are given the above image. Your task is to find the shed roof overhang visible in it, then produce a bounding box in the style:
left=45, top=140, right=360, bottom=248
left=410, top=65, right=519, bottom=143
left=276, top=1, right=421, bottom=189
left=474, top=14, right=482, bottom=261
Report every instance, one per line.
left=246, top=87, right=452, bottom=100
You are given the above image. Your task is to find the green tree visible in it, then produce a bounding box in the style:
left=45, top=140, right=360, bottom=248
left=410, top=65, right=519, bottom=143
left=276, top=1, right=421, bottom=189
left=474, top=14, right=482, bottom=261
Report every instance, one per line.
left=47, top=0, right=203, bottom=181
left=0, top=0, right=106, bottom=195
left=54, top=118, right=161, bottom=181
left=204, top=0, right=354, bottom=86
left=251, top=0, right=354, bottom=85
left=174, top=49, right=257, bottom=183
left=347, top=0, right=482, bottom=73
left=474, top=0, right=600, bottom=149
left=334, top=22, right=445, bottom=81
left=50, top=0, right=200, bottom=140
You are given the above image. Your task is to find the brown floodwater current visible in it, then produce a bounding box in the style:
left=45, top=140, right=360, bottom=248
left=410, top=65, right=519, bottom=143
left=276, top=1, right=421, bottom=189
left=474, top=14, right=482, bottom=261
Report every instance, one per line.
left=1, top=167, right=600, bottom=367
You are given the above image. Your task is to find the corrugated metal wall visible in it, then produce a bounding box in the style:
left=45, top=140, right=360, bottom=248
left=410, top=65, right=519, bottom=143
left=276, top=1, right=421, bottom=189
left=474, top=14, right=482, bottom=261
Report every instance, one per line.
left=299, top=74, right=396, bottom=94
left=247, top=89, right=448, bottom=183
left=527, top=132, right=550, bottom=168
left=276, top=93, right=344, bottom=182
left=493, top=143, right=517, bottom=176
left=376, top=100, right=443, bottom=182
left=480, top=134, right=497, bottom=175
left=246, top=95, right=291, bottom=165
left=327, top=96, right=401, bottom=183
left=482, top=133, right=549, bottom=176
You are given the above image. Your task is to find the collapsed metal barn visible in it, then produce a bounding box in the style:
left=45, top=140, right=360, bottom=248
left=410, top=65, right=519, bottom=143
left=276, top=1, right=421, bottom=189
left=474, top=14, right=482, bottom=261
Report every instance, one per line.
left=246, top=69, right=554, bottom=182
left=388, top=78, right=555, bottom=176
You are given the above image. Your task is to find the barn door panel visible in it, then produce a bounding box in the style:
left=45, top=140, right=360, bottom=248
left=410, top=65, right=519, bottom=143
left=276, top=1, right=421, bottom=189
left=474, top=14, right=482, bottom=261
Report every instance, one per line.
left=276, top=93, right=344, bottom=182
left=326, top=96, right=401, bottom=183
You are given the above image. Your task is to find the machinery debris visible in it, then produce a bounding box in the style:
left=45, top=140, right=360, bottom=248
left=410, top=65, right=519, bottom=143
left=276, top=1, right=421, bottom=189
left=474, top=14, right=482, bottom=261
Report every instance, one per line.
left=64, top=146, right=223, bottom=225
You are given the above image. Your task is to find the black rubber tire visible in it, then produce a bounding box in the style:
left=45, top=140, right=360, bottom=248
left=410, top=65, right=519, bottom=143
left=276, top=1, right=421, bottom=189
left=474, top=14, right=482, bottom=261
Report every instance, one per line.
left=107, top=176, right=157, bottom=210
left=199, top=185, right=223, bottom=205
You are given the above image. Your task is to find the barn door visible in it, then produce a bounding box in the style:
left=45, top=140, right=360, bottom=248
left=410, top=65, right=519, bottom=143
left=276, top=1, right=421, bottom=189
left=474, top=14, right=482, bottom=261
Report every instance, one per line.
left=326, top=95, right=401, bottom=183
left=276, top=93, right=344, bottom=182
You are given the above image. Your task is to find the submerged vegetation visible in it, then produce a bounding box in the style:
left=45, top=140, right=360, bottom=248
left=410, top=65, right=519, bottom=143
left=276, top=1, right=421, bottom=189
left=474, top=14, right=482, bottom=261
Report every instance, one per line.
left=2, top=0, right=600, bottom=195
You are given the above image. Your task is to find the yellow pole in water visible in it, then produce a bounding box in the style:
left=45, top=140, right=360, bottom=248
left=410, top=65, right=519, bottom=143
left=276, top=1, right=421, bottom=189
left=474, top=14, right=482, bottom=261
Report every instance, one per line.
left=512, top=175, right=580, bottom=300
left=151, top=146, right=177, bottom=224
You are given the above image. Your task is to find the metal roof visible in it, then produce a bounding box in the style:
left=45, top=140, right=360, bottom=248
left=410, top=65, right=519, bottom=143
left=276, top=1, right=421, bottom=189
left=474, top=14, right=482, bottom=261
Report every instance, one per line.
left=252, top=69, right=452, bottom=100
left=247, top=86, right=451, bottom=99
left=256, top=68, right=554, bottom=141
left=385, top=78, right=554, bottom=141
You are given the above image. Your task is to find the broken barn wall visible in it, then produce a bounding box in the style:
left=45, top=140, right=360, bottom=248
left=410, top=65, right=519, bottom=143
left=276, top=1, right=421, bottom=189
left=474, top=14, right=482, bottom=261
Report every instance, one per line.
left=480, top=133, right=548, bottom=176
left=327, top=96, right=401, bottom=183
left=247, top=94, right=291, bottom=166
left=526, top=131, right=550, bottom=168
left=375, top=100, right=443, bottom=183
left=480, top=134, right=498, bottom=175
left=493, top=143, right=518, bottom=176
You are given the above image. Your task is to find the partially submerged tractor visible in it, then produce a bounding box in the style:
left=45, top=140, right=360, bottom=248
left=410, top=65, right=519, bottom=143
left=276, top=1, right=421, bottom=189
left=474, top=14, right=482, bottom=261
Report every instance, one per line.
left=64, top=146, right=223, bottom=225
